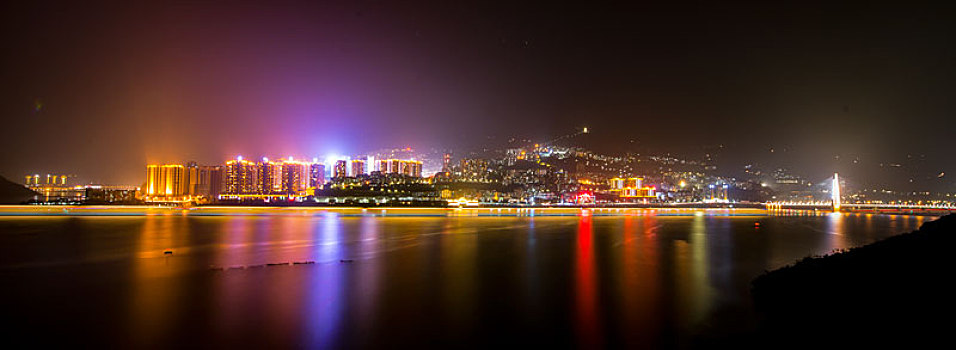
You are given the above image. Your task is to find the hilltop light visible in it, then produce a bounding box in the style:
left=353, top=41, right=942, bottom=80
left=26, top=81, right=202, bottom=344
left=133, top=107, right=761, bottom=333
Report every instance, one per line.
left=583, top=127, right=589, bottom=133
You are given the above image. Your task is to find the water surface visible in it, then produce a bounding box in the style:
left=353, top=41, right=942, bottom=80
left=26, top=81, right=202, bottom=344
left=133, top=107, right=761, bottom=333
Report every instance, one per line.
left=0, top=209, right=929, bottom=348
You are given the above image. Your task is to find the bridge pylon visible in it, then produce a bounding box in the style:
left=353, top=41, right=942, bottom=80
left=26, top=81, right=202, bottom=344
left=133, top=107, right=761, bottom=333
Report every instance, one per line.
left=832, top=173, right=841, bottom=211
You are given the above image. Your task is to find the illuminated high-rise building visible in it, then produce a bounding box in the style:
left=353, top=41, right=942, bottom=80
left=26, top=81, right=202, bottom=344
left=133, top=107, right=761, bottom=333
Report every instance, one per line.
left=145, top=164, right=187, bottom=197
left=309, top=163, right=326, bottom=188
left=257, top=158, right=281, bottom=194
left=626, top=177, right=642, bottom=189
left=24, top=173, right=81, bottom=202
left=333, top=160, right=348, bottom=178
left=193, top=165, right=223, bottom=198
left=609, top=177, right=624, bottom=190
left=26, top=174, right=70, bottom=186
left=610, top=177, right=654, bottom=199
left=405, top=160, right=423, bottom=177
left=377, top=159, right=423, bottom=177
left=442, top=153, right=451, bottom=173
left=388, top=159, right=403, bottom=174
left=350, top=160, right=366, bottom=177
left=224, top=157, right=258, bottom=195
left=279, top=159, right=309, bottom=194
left=185, top=161, right=200, bottom=195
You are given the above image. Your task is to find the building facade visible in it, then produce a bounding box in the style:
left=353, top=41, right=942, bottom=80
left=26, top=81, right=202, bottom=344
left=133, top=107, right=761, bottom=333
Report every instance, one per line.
left=224, top=158, right=258, bottom=195
left=310, top=163, right=326, bottom=188
left=145, top=164, right=187, bottom=197
left=279, top=160, right=309, bottom=195
left=350, top=159, right=366, bottom=177
left=333, top=160, right=348, bottom=178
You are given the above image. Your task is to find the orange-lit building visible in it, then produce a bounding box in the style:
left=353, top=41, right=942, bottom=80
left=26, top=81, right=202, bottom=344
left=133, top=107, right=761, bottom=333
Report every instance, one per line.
left=145, top=164, right=187, bottom=197
left=333, top=160, right=348, bottom=178
left=26, top=184, right=86, bottom=203
left=25, top=174, right=70, bottom=186
left=387, top=159, right=403, bottom=174
left=279, top=158, right=310, bottom=194
left=189, top=164, right=223, bottom=199
left=404, top=160, right=422, bottom=177
left=350, top=159, right=366, bottom=177
left=256, top=158, right=281, bottom=194
left=457, top=158, right=489, bottom=181
left=608, top=177, right=655, bottom=199
left=224, top=157, right=258, bottom=195
left=378, top=159, right=423, bottom=177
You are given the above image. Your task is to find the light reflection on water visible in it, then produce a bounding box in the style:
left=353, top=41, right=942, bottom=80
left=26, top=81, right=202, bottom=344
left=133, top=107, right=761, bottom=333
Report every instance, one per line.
left=0, top=211, right=935, bottom=347
left=574, top=214, right=600, bottom=348
left=305, top=214, right=346, bottom=349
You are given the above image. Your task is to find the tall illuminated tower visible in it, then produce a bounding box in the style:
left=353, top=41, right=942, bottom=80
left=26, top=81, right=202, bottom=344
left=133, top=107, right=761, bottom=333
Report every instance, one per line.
left=832, top=173, right=841, bottom=211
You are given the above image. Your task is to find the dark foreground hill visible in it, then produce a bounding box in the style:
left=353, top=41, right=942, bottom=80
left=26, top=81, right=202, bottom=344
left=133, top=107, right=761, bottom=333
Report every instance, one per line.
left=0, top=175, right=37, bottom=204
left=751, top=214, right=956, bottom=346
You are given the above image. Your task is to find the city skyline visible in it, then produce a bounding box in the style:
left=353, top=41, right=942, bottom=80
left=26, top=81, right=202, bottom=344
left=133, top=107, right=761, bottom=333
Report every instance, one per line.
left=2, top=1, right=955, bottom=189
left=10, top=131, right=954, bottom=195
left=3, top=2, right=955, bottom=347
left=15, top=135, right=954, bottom=208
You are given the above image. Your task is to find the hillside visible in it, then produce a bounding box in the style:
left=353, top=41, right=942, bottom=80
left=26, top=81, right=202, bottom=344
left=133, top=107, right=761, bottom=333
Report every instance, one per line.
left=751, top=214, right=956, bottom=346
left=0, top=175, right=37, bottom=204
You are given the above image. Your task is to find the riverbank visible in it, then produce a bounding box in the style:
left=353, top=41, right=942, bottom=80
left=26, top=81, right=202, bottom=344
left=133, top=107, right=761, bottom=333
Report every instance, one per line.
left=750, top=213, right=956, bottom=346
left=0, top=205, right=773, bottom=217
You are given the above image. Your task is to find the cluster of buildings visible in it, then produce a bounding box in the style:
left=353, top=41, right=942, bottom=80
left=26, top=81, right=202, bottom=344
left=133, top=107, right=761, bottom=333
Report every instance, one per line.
left=608, top=177, right=656, bottom=199
left=217, top=157, right=314, bottom=199
left=23, top=173, right=138, bottom=204
left=18, top=143, right=768, bottom=206
left=145, top=162, right=225, bottom=202
left=331, top=159, right=422, bottom=179
left=141, top=156, right=427, bottom=204
left=30, top=130, right=952, bottom=206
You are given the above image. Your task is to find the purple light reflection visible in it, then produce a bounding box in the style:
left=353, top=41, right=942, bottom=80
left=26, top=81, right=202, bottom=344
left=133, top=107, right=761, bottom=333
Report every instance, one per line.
left=302, top=212, right=346, bottom=348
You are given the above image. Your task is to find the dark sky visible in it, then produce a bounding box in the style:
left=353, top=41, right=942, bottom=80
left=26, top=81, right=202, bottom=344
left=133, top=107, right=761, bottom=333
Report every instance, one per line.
left=1, top=0, right=954, bottom=189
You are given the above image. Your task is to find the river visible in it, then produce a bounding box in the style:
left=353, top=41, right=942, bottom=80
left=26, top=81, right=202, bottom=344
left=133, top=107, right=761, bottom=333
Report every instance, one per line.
left=0, top=207, right=931, bottom=348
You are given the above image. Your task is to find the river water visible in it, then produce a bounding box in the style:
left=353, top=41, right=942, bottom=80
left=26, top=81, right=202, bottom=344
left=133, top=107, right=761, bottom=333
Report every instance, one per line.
left=0, top=208, right=931, bottom=348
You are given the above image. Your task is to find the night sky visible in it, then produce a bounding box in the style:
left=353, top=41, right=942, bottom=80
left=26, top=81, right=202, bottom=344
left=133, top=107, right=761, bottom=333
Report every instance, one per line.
left=1, top=1, right=954, bottom=189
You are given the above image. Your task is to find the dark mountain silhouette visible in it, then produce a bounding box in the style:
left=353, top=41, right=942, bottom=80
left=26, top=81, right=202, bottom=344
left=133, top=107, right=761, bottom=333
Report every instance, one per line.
left=0, top=175, right=37, bottom=204
left=750, top=213, right=956, bottom=347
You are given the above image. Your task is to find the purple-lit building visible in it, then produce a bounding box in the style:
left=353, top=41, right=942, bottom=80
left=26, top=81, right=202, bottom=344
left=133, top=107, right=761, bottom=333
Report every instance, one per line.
left=310, top=163, right=325, bottom=188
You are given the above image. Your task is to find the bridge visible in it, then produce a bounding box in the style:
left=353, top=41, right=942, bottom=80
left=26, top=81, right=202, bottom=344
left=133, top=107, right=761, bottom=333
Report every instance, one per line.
left=764, top=173, right=956, bottom=214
